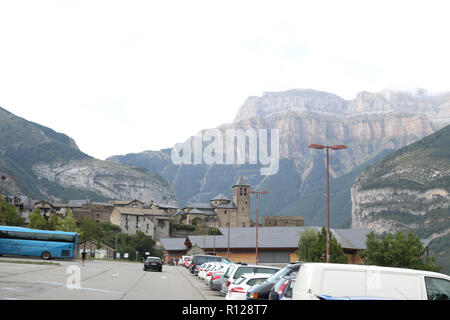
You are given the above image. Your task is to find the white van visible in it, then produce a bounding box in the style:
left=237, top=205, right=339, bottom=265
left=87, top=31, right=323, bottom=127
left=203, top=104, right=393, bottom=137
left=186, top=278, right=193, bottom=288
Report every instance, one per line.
left=292, top=263, right=450, bottom=300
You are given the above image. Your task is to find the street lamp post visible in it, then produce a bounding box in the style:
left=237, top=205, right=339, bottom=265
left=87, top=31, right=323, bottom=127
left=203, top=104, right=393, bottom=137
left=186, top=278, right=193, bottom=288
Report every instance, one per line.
left=249, top=190, right=268, bottom=265
left=308, top=144, right=347, bottom=263
left=227, top=210, right=230, bottom=258
left=213, top=218, right=217, bottom=255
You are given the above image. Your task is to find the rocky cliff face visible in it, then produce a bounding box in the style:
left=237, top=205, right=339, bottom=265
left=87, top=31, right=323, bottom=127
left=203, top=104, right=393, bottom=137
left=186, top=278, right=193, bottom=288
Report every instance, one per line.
left=108, top=88, right=450, bottom=226
left=235, top=88, right=450, bottom=124
left=32, top=159, right=177, bottom=204
left=351, top=124, right=450, bottom=273
left=0, top=106, right=177, bottom=204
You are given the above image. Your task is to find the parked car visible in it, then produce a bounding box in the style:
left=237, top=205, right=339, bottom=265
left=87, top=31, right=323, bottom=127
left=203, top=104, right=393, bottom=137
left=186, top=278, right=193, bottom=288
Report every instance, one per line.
left=204, top=263, right=228, bottom=286
left=292, top=263, right=450, bottom=300
left=198, top=263, right=214, bottom=279
left=143, top=256, right=163, bottom=272
left=190, top=254, right=231, bottom=274
left=226, top=273, right=273, bottom=300
left=184, top=257, right=192, bottom=269
left=315, top=294, right=391, bottom=300
left=221, top=264, right=280, bottom=296
left=180, top=255, right=191, bottom=266
left=210, top=264, right=236, bottom=291
left=247, top=262, right=302, bottom=300
left=182, top=256, right=191, bottom=268
left=280, top=278, right=296, bottom=300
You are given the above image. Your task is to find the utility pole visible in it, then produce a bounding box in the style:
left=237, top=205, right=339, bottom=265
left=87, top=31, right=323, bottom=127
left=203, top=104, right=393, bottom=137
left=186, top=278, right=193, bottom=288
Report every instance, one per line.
left=249, top=190, right=268, bottom=265
left=0, top=176, right=6, bottom=224
left=115, top=230, right=118, bottom=259
left=308, top=144, right=347, bottom=263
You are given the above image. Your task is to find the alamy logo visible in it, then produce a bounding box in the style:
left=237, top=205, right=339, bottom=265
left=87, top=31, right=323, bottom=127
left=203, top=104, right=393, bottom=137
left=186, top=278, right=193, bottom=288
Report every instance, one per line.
left=171, top=128, right=279, bottom=175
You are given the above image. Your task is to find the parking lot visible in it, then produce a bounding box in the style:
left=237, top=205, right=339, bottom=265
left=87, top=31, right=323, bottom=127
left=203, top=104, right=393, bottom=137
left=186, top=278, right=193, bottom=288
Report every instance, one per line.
left=0, top=256, right=224, bottom=300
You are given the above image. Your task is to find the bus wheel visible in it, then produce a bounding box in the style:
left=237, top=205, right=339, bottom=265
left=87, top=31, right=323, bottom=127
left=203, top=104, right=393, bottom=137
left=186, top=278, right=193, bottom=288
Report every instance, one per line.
left=41, top=251, right=51, bottom=260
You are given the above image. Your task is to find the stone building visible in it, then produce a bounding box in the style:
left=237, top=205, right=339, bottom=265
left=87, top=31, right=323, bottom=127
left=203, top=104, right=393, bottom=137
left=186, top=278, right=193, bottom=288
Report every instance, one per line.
left=109, top=199, right=144, bottom=208
left=73, top=199, right=144, bottom=223
left=261, top=215, right=304, bottom=227
left=109, top=207, right=171, bottom=241
left=181, top=176, right=252, bottom=228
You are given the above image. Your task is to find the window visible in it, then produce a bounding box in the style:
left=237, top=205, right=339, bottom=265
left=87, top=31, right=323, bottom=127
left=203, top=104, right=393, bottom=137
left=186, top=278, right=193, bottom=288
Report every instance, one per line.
left=247, top=278, right=267, bottom=286
left=255, top=267, right=278, bottom=275
left=234, top=277, right=247, bottom=285
left=234, top=267, right=255, bottom=279
left=425, top=277, right=450, bottom=300
left=0, top=231, right=74, bottom=242
left=223, top=265, right=235, bottom=279
left=283, top=280, right=295, bottom=299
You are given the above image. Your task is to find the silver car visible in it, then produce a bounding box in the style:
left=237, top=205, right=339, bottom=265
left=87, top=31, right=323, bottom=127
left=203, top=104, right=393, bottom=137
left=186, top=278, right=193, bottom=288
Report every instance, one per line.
left=220, top=264, right=280, bottom=296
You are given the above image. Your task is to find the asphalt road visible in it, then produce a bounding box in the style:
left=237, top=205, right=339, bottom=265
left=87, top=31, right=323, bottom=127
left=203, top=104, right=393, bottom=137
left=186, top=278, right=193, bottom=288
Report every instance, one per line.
left=0, top=257, right=225, bottom=300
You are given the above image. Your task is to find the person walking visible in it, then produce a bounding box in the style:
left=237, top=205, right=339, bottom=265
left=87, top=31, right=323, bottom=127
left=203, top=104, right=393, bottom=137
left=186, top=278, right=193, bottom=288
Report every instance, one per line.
left=81, top=250, right=87, bottom=266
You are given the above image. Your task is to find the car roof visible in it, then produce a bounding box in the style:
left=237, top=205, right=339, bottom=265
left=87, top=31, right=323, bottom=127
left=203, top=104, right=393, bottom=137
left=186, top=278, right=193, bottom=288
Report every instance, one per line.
left=240, top=273, right=274, bottom=279
left=146, top=256, right=161, bottom=259
left=234, top=264, right=280, bottom=270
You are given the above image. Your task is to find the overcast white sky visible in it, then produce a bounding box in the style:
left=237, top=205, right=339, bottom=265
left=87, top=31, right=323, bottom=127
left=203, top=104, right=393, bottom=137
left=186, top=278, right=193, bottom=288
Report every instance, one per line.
left=1, top=0, right=449, bottom=160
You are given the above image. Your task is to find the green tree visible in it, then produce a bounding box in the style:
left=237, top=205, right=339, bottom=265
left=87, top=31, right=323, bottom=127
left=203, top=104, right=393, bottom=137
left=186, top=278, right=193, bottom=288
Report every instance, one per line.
left=61, top=209, right=79, bottom=232
left=296, top=227, right=348, bottom=263
left=0, top=200, right=25, bottom=226
left=79, top=218, right=104, bottom=244
left=47, top=214, right=63, bottom=231
left=28, top=209, right=49, bottom=230
left=296, top=227, right=319, bottom=262
left=359, top=231, right=441, bottom=272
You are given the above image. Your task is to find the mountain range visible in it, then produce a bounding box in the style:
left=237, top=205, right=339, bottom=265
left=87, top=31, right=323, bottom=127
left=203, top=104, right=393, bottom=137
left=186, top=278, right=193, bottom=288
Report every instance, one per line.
left=108, top=88, right=450, bottom=227
left=352, top=123, right=450, bottom=273
left=0, top=107, right=177, bottom=205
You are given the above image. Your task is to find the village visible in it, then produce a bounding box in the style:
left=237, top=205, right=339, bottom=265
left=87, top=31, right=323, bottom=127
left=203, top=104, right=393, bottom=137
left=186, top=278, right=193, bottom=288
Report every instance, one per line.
left=3, top=176, right=374, bottom=264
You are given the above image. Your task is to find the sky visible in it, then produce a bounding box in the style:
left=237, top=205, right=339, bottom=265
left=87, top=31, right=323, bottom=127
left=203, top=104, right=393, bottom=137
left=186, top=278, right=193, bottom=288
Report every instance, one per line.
left=1, top=0, right=450, bottom=160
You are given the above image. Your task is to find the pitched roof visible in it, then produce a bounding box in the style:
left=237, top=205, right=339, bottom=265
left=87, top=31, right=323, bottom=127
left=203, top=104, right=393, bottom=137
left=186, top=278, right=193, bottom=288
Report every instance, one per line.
left=68, top=199, right=89, bottom=207
left=187, top=208, right=216, bottom=216
left=171, top=210, right=186, bottom=217
left=109, top=199, right=144, bottom=205
left=211, top=194, right=230, bottom=201
left=184, top=202, right=215, bottom=210
left=233, top=176, right=250, bottom=187
left=156, top=203, right=179, bottom=209
left=113, top=207, right=170, bottom=219
left=160, top=227, right=371, bottom=251
left=215, top=202, right=237, bottom=209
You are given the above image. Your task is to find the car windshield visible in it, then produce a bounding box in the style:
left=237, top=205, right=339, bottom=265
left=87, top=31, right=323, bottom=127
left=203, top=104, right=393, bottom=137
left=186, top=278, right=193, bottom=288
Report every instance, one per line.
left=146, top=258, right=160, bottom=262
left=223, top=265, right=235, bottom=278
left=234, top=276, right=247, bottom=285
left=266, top=266, right=295, bottom=284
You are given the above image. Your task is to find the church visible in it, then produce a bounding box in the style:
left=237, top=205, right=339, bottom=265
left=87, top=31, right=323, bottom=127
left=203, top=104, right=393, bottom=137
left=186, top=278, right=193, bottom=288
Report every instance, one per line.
left=175, top=176, right=251, bottom=228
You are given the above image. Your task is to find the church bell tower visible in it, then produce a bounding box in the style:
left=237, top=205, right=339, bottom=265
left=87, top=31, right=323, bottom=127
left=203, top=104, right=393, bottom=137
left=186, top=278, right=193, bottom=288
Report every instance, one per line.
left=232, top=176, right=251, bottom=227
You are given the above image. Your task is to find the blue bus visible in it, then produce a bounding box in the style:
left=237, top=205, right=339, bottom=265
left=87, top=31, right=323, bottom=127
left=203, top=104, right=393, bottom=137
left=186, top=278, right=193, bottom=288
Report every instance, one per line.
left=0, top=226, right=80, bottom=260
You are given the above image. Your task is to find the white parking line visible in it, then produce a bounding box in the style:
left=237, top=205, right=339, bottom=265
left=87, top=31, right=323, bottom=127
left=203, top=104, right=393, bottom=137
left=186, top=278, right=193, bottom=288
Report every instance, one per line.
left=35, top=280, right=124, bottom=295
left=0, top=286, right=25, bottom=292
